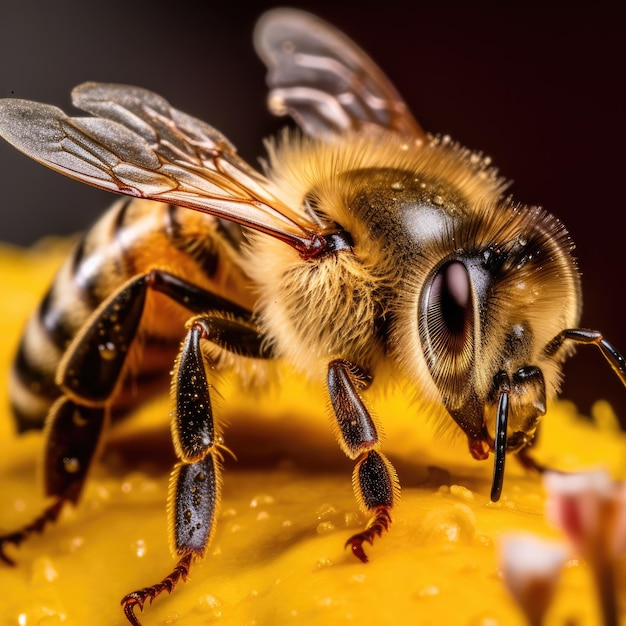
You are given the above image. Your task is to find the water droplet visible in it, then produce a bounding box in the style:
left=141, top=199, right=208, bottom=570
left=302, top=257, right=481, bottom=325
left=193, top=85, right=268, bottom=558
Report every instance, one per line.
left=316, top=521, right=336, bottom=535
left=63, top=457, right=80, bottom=473
left=316, top=502, right=337, bottom=520
left=418, top=585, right=440, bottom=597
left=134, top=539, right=146, bottom=558
left=196, top=593, right=223, bottom=617
left=98, top=341, right=117, bottom=360
left=69, top=536, right=84, bottom=552
left=250, top=493, right=275, bottom=508
left=32, top=556, right=59, bottom=583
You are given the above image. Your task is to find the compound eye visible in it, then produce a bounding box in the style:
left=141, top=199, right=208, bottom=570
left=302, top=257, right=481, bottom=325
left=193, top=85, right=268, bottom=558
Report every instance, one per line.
left=421, top=260, right=474, bottom=382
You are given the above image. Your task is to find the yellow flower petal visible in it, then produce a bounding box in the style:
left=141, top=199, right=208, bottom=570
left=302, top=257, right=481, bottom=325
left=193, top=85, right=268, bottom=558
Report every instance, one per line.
left=0, top=240, right=624, bottom=625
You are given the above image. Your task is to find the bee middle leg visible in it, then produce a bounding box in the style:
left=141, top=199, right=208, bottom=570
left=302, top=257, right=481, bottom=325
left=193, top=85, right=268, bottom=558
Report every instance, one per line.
left=121, top=314, right=272, bottom=625
left=327, top=359, right=399, bottom=562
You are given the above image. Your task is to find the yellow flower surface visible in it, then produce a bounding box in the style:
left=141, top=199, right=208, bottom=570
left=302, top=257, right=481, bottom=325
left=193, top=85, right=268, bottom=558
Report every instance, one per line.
left=0, top=240, right=625, bottom=626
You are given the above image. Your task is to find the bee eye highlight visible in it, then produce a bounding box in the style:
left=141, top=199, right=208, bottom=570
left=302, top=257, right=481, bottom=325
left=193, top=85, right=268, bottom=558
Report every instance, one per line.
left=426, top=261, right=472, bottom=355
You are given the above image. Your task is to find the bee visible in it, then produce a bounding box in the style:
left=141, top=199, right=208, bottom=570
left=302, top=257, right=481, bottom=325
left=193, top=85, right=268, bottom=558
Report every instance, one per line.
left=1, top=6, right=625, bottom=625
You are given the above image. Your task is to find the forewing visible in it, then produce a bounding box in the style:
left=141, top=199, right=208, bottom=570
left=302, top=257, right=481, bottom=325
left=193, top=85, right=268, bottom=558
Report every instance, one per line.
left=0, top=82, right=319, bottom=252
left=254, top=8, right=424, bottom=139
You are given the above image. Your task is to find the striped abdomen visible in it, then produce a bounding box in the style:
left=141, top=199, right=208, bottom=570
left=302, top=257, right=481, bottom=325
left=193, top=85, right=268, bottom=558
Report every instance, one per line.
left=10, top=197, right=251, bottom=432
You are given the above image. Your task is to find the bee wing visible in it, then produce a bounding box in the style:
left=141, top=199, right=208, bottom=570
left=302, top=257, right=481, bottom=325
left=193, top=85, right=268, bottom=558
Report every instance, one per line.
left=254, top=8, right=425, bottom=140
left=0, top=82, right=320, bottom=253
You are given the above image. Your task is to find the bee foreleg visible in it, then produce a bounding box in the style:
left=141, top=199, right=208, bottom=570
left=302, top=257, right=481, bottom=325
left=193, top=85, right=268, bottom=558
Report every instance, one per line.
left=327, top=359, right=399, bottom=563
left=545, top=328, right=626, bottom=388
left=121, top=315, right=270, bottom=625
left=515, top=433, right=549, bottom=475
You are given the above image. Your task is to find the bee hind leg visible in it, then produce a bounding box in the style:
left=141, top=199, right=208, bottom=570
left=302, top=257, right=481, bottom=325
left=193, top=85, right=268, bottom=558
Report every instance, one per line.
left=0, top=399, right=106, bottom=566
left=2, top=272, right=158, bottom=565
left=327, top=359, right=399, bottom=563
left=1, top=269, right=257, bottom=572
left=0, top=499, right=64, bottom=566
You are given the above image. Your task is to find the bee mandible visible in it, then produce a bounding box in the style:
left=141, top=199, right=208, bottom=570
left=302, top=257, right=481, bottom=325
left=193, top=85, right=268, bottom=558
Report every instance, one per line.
left=0, top=7, right=625, bottom=625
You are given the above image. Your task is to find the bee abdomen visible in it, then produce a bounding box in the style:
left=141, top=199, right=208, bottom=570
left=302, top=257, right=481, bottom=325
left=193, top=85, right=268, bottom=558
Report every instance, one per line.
left=10, top=197, right=246, bottom=432
left=10, top=251, right=97, bottom=432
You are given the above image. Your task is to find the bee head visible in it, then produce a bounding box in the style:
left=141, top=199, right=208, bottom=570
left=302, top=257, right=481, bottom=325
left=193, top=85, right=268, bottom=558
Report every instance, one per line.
left=415, top=205, right=581, bottom=499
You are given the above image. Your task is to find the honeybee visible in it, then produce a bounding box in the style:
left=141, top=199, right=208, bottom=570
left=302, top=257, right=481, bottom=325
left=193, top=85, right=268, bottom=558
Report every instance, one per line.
left=1, top=6, right=625, bottom=625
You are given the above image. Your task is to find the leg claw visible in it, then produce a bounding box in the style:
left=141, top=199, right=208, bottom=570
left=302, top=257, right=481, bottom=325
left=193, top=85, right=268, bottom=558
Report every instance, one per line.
left=344, top=507, right=391, bottom=563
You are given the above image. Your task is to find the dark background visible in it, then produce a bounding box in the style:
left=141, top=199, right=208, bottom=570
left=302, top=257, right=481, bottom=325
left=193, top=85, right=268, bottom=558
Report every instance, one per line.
left=1, top=1, right=624, bottom=422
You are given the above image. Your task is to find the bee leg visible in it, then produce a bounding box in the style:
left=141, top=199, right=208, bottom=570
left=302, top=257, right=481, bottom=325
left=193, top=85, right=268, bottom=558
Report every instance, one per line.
left=59, top=270, right=253, bottom=404
left=545, top=329, right=626, bottom=387
left=1, top=272, right=159, bottom=564
left=0, top=397, right=107, bottom=566
left=121, top=316, right=271, bottom=625
left=327, top=359, right=399, bottom=563
left=2, top=270, right=255, bottom=568
left=515, top=430, right=549, bottom=475
left=0, top=500, right=64, bottom=566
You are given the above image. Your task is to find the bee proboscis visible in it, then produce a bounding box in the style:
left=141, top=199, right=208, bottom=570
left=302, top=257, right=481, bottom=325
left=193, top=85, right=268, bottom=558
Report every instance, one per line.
left=0, top=7, right=625, bottom=625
